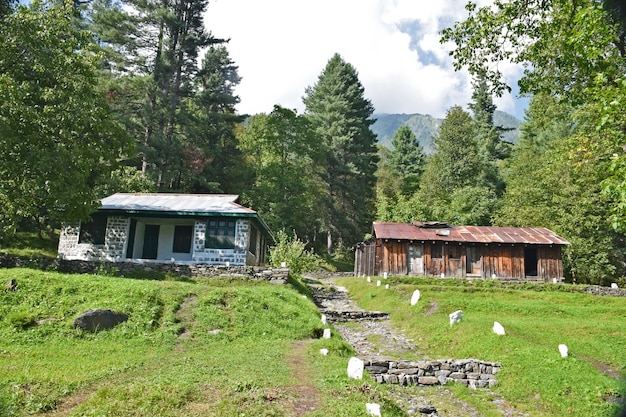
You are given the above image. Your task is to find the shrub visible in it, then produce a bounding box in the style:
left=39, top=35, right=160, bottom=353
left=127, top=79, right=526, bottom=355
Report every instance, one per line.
left=267, top=230, right=322, bottom=274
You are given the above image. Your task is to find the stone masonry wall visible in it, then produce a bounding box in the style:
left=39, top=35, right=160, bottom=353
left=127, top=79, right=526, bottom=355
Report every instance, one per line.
left=192, top=219, right=248, bottom=265
left=104, top=216, right=129, bottom=260
left=365, top=358, right=500, bottom=388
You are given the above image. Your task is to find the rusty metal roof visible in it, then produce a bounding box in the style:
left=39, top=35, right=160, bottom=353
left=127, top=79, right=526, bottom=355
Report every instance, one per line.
left=373, top=222, right=569, bottom=245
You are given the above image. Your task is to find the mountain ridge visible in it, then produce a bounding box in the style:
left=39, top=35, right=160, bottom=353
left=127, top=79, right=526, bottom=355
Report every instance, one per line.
left=371, top=110, right=522, bottom=153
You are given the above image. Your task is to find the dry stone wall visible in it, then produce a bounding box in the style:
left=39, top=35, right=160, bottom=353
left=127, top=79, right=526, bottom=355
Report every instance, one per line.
left=365, top=358, right=500, bottom=388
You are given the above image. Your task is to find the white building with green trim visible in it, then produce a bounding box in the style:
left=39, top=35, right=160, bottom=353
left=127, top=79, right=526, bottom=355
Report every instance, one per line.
left=58, top=193, right=273, bottom=266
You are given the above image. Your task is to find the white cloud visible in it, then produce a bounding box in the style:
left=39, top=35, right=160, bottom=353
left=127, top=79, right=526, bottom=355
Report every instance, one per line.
left=204, top=0, right=526, bottom=119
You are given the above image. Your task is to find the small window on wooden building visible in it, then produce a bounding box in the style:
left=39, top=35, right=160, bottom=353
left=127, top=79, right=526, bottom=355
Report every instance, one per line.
left=431, top=243, right=444, bottom=259
left=172, top=225, right=193, bottom=253
left=206, top=218, right=236, bottom=249
left=78, top=213, right=107, bottom=245
left=448, top=244, right=462, bottom=260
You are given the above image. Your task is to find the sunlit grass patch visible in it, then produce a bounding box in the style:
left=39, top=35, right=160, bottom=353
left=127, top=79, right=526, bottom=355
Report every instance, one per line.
left=335, top=276, right=626, bottom=417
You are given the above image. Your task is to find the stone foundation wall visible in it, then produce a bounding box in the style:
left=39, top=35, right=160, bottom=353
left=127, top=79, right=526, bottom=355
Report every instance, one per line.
left=0, top=254, right=289, bottom=283
left=365, top=358, right=500, bottom=388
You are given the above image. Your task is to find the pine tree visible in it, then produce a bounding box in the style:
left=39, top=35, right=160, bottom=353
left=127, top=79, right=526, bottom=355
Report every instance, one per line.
left=468, top=75, right=509, bottom=195
left=303, top=53, right=378, bottom=254
left=415, top=106, right=498, bottom=224
left=389, top=125, right=425, bottom=195
left=88, top=0, right=226, bottom=191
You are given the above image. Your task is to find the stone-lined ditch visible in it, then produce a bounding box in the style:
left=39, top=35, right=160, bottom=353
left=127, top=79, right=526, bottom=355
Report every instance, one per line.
left=305, top=275, right=528, bottom=416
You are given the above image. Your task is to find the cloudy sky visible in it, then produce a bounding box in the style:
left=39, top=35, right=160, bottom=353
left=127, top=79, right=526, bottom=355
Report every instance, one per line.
left=204, top=0, right=528, bottom=120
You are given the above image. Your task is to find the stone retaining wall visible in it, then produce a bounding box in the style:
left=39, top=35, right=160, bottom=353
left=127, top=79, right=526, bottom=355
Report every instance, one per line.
left=365, top=358, right=500, bottom=388
left=0, top=254, right=288, bottom=283
left=583, top=285, right=626, bottom=297
left=322, top=310, right=389, bottom=322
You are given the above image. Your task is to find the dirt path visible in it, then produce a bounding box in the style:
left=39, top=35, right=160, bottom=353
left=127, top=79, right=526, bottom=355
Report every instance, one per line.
left=286, top=339, right=321, bottom=416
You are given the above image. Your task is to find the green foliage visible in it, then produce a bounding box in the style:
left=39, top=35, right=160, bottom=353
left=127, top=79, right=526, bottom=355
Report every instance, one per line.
left=238, top=106, right=321, bottom=240
left=496, top=94, right=626, bottom=284
left=303, top=53, right=379, bottom=254
left=268, top=230, right=323, bottom=274
left=6, top=309, right=37, bottom=330
left=0, top=1, right=132, bottom=232
left=89, top=1, right=243, bottom=194
left=444, top=0, right=626, bottom=279
left=94, top=166, right=156, bottom=198
left=388, top=125, right=425, bottom=195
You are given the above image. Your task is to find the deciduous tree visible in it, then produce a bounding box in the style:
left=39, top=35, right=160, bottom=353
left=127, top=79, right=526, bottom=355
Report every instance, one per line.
left=0, top=1, right=131, bottom=236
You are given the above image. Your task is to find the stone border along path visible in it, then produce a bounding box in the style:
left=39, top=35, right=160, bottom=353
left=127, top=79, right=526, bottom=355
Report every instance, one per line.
left=304, top=275, right=529, bottom=417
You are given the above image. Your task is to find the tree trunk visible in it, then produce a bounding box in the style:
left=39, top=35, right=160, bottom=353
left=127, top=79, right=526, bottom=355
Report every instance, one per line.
left=327, top=230, right=333, bottom=255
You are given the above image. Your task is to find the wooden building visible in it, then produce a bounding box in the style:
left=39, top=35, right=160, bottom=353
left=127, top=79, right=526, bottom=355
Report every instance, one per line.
left=354, top=222, right=569, bottom=281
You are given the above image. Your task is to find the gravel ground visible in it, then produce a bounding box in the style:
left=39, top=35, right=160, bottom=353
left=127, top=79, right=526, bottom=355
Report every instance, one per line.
left=305, top=276, right=529, bottom=417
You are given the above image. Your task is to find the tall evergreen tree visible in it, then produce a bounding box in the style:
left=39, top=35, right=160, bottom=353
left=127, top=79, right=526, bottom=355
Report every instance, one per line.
left=303, top=53, right=378, bottom=254
left=414, top=106, right=497, bottom=225
left=468, top=75, right=509, bottom=194
left=389, top=125, right=425, bottom=195
left=88, top=0, right=227, bottom=191
left=180, top=45, right=245, bottom=193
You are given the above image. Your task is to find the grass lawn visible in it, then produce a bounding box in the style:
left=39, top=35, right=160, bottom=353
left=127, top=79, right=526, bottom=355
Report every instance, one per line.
left=0, top=269, right=405, bottom=417
left=335, top=276, right=626, bottom=417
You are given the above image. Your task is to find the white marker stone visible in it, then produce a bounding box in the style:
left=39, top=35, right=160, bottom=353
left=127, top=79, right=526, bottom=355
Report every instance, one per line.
left=321, top=314, right=327, bottom=325
left=366, top=403, right=382, bottom=416
left=441, top=273, right=445, bottom=278
left=281, top=261, right=286, bottom=267
left=385, top=284, right=389, bottom=289
left=320, top=348, right=329, bottom=356
left=323, top=328, right=331, bottom=339
left=410, top=289, right=421, bottom=306
left=611, top=283, right=619, bottom=289
left=347, top=357, right=364, bottom=379
left=493, top=321, right=506, bottom=335
left=558, top=344, right=569, bottom=358
left=367, top=276, right=371, bottom=283
left=449, top=310, right=463, bottom=326
left=383, top=272, right=388, bottom=279
left=376, top=280, right=381, bottom=287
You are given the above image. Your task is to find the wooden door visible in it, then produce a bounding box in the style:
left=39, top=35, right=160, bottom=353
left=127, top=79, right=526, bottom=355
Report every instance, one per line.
left=408, top=244, right=424, bottom=275
left=466, top=246, right=481, bottom=276
left=142, top=225, right=160, bottom=259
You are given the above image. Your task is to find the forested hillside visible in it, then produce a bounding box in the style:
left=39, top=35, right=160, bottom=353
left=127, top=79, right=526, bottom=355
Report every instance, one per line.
left=371, top=110, right=521, bottom=152
left=2, top=0, right=626, bottom=285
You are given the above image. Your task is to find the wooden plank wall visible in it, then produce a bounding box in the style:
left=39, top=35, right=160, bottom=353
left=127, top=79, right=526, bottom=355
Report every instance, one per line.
left=381, top=241, right=408, bottom=275
left=368, top=239, right=564, bottom=280
left=354, top=242, right=377, bottom=276
left=538, top=246, right=563, bottom=280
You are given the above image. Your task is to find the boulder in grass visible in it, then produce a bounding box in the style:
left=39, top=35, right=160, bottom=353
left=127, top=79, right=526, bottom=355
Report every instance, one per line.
left=73, top=309, right=128, bottom=332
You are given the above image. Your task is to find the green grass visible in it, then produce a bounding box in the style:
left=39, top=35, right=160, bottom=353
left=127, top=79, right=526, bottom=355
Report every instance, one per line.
left=0, top=231, right=59, bottom=259
left=335, top=276, right=626, bottom=417
left=0, top=269, right=405, bottom=417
